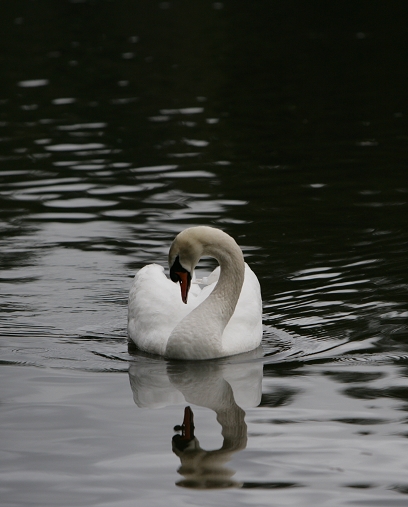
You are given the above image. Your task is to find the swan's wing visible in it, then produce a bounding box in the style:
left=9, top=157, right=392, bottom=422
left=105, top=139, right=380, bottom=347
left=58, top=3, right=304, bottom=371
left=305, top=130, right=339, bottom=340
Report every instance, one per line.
left=202, top=266, right=220, bottom=286
left=190, top=266, right=220, bottom=305
left=128, top=264, right=200, bottom=355
left=221, top=263, right=263, bottom=355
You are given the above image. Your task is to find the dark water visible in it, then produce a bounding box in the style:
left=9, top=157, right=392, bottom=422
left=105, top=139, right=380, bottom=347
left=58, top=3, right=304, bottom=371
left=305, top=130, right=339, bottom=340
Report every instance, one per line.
left=1, top=2, right=408, bottom=506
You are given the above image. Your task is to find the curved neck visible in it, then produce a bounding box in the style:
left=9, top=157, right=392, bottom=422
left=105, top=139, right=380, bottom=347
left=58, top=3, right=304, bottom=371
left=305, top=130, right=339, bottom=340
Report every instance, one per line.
left=203, top=237, right=245, bottom=329
left=166, top=228, right=245, bottom=359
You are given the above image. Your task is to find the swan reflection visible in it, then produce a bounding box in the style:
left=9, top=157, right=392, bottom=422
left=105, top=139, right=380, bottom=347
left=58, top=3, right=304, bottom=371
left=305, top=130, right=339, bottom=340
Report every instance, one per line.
left=128, top=355, right=263, bottom=489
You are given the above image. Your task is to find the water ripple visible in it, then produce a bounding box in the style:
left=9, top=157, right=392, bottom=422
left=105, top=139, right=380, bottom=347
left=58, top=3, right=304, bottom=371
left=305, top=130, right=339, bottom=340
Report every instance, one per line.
left=44, top=197, right=117, bottom=208
left=45, top=143, right=106, bottom=152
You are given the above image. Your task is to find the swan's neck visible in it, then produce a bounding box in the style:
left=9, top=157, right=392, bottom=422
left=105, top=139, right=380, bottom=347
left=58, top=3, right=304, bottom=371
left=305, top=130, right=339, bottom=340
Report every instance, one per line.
left=205, top=243, right=245, bottom=328
left=166, top=231, right=245, bottom=359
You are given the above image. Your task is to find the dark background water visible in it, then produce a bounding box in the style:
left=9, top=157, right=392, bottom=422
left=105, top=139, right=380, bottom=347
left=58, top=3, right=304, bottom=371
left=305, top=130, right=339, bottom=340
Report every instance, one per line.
left=1, top=1, right=408, bottom=506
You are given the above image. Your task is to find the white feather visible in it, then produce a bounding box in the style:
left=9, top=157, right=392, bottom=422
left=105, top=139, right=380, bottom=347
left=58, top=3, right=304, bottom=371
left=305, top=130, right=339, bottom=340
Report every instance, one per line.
left=127, top=227, right=263, bottom=359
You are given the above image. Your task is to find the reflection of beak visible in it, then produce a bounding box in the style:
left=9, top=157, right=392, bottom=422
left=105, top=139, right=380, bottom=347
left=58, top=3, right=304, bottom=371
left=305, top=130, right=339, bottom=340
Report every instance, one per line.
left=172, top=406, right=196, bottom=453
left=174, top=406, right=195, bottom=441
left=182, top=406, right=194, bottom=440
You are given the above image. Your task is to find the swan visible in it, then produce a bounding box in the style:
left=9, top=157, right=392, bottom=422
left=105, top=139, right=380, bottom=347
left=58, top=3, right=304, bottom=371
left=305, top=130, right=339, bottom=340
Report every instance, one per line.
left=127, top=226, right=263, bottom=359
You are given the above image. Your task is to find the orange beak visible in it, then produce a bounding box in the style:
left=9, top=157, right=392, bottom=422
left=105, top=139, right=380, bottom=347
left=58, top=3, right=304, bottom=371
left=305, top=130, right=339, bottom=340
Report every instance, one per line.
left=170, top=255, right=191, bottom=304
left=175, top=271, right=190, bottom=304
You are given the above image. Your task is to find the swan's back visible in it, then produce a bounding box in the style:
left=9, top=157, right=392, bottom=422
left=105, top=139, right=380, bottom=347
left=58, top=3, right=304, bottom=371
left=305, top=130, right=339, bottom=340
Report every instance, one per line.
left=128, top=264, right=189, bottom=355
left=128, top=264, right=209, bottom=356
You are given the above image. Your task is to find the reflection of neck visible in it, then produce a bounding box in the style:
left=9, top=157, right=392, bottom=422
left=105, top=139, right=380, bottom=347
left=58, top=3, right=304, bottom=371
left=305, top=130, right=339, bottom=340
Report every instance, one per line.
left=128, top=357, right=262, bottom=488
left=217, top=393, right=247, bottom=453
left=172, top=378, right=247, bottom=489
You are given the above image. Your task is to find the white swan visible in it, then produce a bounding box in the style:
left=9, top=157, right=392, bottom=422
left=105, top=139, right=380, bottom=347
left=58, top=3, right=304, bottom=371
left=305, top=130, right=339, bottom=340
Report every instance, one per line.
left=127, top=226, right=263, bottom=359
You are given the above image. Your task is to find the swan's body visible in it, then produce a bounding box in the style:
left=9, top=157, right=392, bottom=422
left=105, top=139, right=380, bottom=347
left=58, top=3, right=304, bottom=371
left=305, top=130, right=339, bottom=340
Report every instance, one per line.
left=127, top=226, right=262, bottom=360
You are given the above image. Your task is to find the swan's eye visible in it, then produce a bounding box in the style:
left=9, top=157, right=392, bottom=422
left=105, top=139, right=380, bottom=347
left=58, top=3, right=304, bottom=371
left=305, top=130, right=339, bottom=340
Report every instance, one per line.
left=170, top=255, right=188, bottom=283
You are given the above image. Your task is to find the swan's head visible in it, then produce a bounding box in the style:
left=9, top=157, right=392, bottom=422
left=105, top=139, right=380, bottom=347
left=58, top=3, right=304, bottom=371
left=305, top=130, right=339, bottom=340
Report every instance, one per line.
left=169, top=226, right=241, bottom=304
left=168, top=227, right=206, bottom=304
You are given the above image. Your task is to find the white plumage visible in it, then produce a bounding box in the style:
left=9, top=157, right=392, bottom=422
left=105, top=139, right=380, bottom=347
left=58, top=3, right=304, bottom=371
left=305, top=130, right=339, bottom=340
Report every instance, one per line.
left=127, top=226, right=263, bottom=359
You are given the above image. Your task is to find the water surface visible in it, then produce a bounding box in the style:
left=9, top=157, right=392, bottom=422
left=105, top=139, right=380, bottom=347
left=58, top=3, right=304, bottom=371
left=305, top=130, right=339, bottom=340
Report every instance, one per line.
left=1, top=2, right=408, bottom=506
